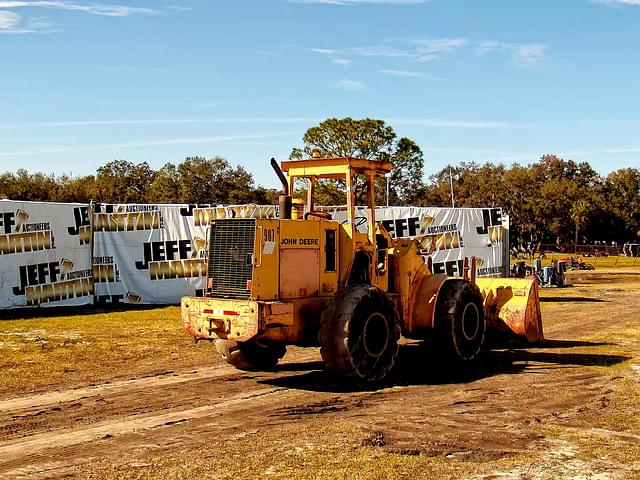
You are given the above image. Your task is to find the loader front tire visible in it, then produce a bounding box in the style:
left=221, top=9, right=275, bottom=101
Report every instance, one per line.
left=215, top=339, right=286, bottom=371
left=319, top=285, right=400, bottom=382
left=435, top=280, right=485, bottom=361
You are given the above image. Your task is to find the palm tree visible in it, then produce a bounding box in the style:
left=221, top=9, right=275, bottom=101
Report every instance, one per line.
left=570, top=199, right=590, bottom=253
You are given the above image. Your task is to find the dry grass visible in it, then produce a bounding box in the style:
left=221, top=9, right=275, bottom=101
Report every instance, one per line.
left=536, top=254, right=639, bottom=270
left=86, top=421, right=534, bottom=480
left=0, top=306, right=210, bottom=396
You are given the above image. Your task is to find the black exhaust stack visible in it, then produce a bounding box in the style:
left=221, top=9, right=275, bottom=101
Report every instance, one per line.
left=271, top=157, right=291, bottom=220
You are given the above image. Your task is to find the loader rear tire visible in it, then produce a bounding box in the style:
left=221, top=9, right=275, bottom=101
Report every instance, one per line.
left=319, top=285, right=400, bottom=382
left=435, top=280, right=485, bottom=361
left=215, top=339, right=286, bottom=371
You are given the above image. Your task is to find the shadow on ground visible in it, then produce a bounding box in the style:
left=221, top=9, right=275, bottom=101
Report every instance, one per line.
left=0, top=304, right=170, bottom=321
left=539, top=339, right=612, bottom=348
left=260, top=341, right=630, bottom=393
left=540, top=297, right=607, bottom=303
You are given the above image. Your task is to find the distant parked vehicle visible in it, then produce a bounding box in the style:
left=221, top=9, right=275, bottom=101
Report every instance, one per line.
left=561, top=257, right=595, bottom=271
left=623, top=243, right=639, bottom=257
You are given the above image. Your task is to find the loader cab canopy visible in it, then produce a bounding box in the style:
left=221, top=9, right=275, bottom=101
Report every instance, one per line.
left=280, top=156, right=393, bottom=244
left=280, top=157, right=392, bottom=180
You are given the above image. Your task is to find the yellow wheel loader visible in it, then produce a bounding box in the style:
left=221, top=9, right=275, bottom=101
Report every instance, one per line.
left=181, top=156, right=542, bottom=381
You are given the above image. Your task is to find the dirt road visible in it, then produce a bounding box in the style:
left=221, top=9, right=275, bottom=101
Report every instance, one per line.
left=1, top=277, right=639, bottom=479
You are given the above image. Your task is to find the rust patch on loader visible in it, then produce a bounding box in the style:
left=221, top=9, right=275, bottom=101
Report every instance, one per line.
left=476, top=277, right=544, bottom=343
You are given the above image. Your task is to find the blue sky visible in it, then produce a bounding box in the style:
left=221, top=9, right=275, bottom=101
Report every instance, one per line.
left=1, top=0, right=639, bottom=188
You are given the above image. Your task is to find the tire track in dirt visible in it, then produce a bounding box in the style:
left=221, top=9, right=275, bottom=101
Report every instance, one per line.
left=0, top=350, right=324, bottom=466
left=0, top=386, right=291, bottom=462
left=0, top=365, right=235, bottom=413
left=0, top=374, right=276, bottom=443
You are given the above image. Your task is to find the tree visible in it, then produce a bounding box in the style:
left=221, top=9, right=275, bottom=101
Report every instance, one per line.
left=93, top=160, right=155, bottom=203
left=147, top=163, right=180, bottom=203
left=388, top=138, right=424, bottom=205
left=222, top=165, right=257, bottom=204
left=503, top=164, right=539, bottom=243
left=570, top=199, right=590, bottom=247
left=0, top=172, right=12, bottom=199
left=177, top=156, right=222, bottom=204
left=53, top=174, right=96, bottom=203
left=250, top=186, right=280, bottom=205
left=422, top=155, right=615, bottom=248
left=0, top=169, right=59, bottom=201
left=602, top=168, right=640, bottom=241
left=176, top=156, right=257, bottom=205
left=290, top=118, right=395, bottom=160
left=290, top=117, right=424, bottom=205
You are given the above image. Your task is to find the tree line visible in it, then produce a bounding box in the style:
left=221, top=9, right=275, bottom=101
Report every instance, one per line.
left=0, top=156, right=277, bottom=206
left=427, top=156, right=639, bottom=246
left=1, top=118, right=638, bottom=245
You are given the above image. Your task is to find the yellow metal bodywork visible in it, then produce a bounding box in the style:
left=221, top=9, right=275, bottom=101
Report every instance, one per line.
left=389, top=231, right=543, bottom=342
left=281, top=157, right=392, bottom=180
left=181, top=294, right=332, bottom=344
left=251, top=219, right=279, bottom=300
left=184, top=216, right=344, bottom=346
left=181, top=296, right=293, bottom=342
left=181, top=155, right=543, bottom=351
left=475, top=277, right=544, bottom=343
left=249, top=218, right=340, bottom=302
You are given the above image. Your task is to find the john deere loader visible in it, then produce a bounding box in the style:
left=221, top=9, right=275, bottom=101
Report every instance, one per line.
left=181, top=156, right=542, bottom=381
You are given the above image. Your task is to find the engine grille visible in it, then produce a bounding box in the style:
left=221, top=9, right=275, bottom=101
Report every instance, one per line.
left=207, top=219, right=256, bottom=298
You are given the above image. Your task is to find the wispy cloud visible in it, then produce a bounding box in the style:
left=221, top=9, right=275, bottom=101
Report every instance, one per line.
left=564, top=145, right=640, bottom=155
left=0, top=9, right=19, bottom=28
left=333, top=58, right=353, bottom=66
left=512, top=43, right=547, bottom=68
left=291, top=0, right=428, bottom=5
left=349, top=45, right=413, bottom=58
left=94, top=65, right=173, bottom=74
left=0, top=9, right=54, bottom=32
left=408, top=37, right=467, bottom=62
left=477, top=40, right=501, bottom=55
left=0, top=117, right=324, bottom=129
left=379, top=69, right=445, bottom=81
left=477, top=40, right=548, bottom=69
left=165, top=5, right=191, bottom=11
left=391, top=118, right=511, bottom=129
left=0, top=132, right=301, bottom=157
left=0, top=1, right=160, bottom=33
left=595, top=0, right=640, bottom=6
left=310, top=37, right=470, bottom=65
left=311, top=37, right=549, bottom=71
left=334, top=79, right=367, bottom=91
left=310, top=48, right=340, bottom=55
left=0, top=1, right=158, bottom=16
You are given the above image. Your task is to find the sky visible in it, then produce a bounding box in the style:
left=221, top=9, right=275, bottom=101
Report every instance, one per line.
left=1, top=0, right=639, bottom=188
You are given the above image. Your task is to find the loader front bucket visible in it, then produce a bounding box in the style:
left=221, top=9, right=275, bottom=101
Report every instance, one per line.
left=474, top=277, right=543, bottom=344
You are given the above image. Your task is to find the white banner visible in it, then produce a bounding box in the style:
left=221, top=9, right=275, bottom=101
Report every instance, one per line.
left=328, top=206, right=508, bottom=278
left=92, top=204, right=276, bottom=305
left=0, top=200, right=93, bottom=308
left=0, top=201, right=506, bottom=309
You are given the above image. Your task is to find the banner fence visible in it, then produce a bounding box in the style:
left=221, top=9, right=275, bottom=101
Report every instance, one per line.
left=0, top=200, right=94, bottom=309
left=327, top=206, right=508, bottom=278
left=0, top=200, right=508, bottom=309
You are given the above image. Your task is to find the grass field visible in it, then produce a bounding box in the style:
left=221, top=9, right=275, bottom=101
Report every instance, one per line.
left=0, top=306, right=209, bottom=396
left=522, top=253, right=640, bottom=269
